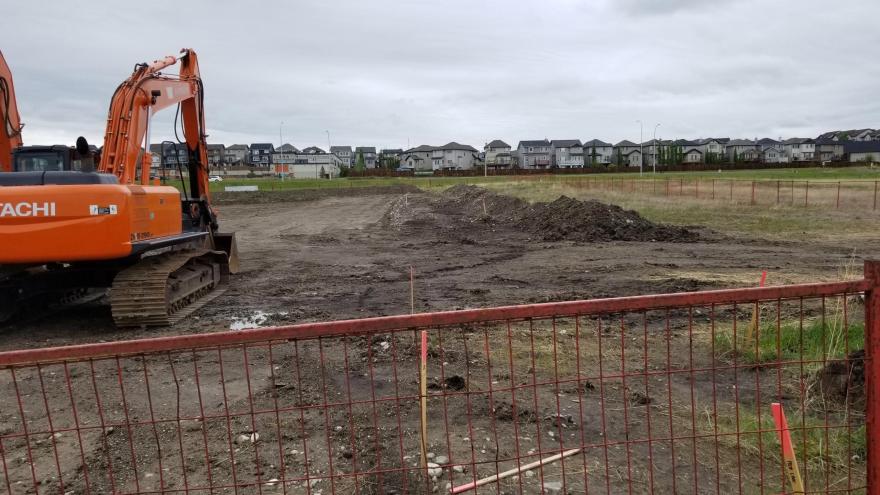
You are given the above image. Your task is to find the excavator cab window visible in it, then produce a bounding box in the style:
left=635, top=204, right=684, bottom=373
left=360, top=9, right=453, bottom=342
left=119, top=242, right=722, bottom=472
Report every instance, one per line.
left=15, top=153, right=66, bottom=172
left=12, top=146, right=74, bottom=172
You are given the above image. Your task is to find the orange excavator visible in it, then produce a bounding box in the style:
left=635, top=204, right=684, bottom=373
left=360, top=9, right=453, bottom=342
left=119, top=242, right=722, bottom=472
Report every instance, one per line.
left=0, top=48, right=237, bottom=326
left=0, top=49, right=24, bottom=172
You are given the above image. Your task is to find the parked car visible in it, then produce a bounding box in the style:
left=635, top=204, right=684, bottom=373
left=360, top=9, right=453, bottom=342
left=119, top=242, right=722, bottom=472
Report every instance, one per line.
left=209, top=175, right=223, bottom=182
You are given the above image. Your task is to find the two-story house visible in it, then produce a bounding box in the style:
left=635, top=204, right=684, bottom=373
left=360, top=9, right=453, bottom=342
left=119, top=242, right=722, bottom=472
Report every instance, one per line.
left=697, top=138, right=728, bottom=163
left=355, top=147, right=377, bottom=168
left=782, top=138, right=815, bottom=162
left=330, top=146, right=353, bottom=167
left=379, top=149, right=403, bottom=168
left=432, top=142, right=479, bottom=170
left=725, top=139, right=760, bottom=162
left=400, top=145, right=435, bottom=172
left=682, top=145, right=704, bottom=163
left=582, top=139, right=614, bottom=165
left=516, top=140, right=552, bottom=168
left=206, top=144, right=225, bottom=166
left=613, top=140, right=642, bottom=167
left=762, top=146, right=786, bottom=164
left=155, top=143, right=187, bottom=167
left=484, top=140, right=513, bottom=169
left=814, top=139, right=846, bottom=162
left=551, top=140, right=583, bottom=168
left=249, top=143, right=274, bottom=167
left=640, top=139, right=668, bottom=169
left=148, top=144, right=163, bottom=169
left=225, top=144, right=249, bottom=165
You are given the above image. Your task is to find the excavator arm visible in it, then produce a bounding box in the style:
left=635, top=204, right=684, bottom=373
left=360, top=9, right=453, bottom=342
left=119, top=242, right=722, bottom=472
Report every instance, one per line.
left=99, top=49, right=211, bottom=203
left=0, top=50, right=24, bottom=172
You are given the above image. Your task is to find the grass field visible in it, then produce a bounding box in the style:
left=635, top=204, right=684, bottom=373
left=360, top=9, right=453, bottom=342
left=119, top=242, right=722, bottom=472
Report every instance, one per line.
left=166, top=165, right=880, bottom=194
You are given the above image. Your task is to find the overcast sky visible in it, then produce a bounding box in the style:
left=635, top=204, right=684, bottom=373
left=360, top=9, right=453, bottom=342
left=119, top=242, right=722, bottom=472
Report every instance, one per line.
left=4, top=0, right=878, bottom=151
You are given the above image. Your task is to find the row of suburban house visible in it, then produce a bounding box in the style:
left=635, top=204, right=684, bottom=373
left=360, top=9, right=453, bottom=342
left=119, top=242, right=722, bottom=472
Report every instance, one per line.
left=484, top=134, right=880, bottom=170
left=148, top=128, right=880, bottom=176
left=149, top=143, right=371, bottom=179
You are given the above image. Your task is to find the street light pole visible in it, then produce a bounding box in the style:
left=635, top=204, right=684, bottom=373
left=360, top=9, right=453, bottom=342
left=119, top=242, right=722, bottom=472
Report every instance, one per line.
left=279, top=121, right=284, bottom=179
left=636, top=120, right=643, bottom=175
left=653, top=123, right=661, bottom=174
left=325, top=130, right=332, bottom=179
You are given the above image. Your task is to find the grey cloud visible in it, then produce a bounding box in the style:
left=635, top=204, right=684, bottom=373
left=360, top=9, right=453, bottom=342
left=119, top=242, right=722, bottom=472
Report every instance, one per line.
left=614, top=0, right=743, bottom=16
left=2, top=0, right=879, bottom=149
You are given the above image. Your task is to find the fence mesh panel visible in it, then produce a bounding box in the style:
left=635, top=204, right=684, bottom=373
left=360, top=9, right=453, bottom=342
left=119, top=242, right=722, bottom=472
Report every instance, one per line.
left=0, top=274, right=875, bottom=494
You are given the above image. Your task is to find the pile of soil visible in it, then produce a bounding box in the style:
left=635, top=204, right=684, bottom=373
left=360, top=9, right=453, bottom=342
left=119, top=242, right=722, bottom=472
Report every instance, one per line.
left=443, top=184, right=698, bottom=242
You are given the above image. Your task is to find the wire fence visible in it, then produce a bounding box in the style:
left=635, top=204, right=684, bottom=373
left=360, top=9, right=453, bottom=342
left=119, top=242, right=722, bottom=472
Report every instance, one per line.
left=0, top=265, right=877, bottom=494
left=567, top=177, right=880, bottom=212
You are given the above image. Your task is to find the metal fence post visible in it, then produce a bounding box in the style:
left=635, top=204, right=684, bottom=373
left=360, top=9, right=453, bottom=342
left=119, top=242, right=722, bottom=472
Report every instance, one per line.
left=865, top=260, right=880, bottom=494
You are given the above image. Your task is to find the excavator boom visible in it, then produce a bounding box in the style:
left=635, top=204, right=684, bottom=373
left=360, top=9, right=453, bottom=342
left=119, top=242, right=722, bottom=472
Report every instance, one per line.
left=0, top=50, right=24, bottom=172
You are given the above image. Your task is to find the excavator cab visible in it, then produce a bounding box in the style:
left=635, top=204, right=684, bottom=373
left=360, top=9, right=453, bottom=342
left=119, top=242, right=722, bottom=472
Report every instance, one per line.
left=12, top=145, right=77, bottom=172
left=11, top=138, right=99, bottom=173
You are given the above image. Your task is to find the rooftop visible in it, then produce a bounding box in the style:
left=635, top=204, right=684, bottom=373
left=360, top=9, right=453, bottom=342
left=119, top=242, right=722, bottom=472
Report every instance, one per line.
left=486, top=139, right=510, bottom=149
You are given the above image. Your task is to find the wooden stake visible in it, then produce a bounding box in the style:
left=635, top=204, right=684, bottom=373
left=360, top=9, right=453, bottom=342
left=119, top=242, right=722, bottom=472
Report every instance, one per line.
left=451, top=448, right=583, bottom=494
left=745, top=271, right=768, bottom=345
left=771, top=403, right=805, bottom=494
left=419, top=329, right=428, bottom=469
left=410, top=266, right=415, bottom=315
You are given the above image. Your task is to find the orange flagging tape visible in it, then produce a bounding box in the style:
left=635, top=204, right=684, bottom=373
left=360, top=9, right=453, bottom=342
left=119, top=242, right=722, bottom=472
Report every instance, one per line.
left=771, top=402, right=805, bottom=494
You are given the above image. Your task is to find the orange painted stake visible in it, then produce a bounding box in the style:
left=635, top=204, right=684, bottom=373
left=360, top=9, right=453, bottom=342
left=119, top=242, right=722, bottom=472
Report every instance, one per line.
left=771, top=403, right=805, bottom=494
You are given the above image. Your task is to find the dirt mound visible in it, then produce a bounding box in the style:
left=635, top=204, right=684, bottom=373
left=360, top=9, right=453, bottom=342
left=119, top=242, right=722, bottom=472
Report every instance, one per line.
left=442, top=184, right=698, bottom=242
left=443, top=183, right=530, bottom=222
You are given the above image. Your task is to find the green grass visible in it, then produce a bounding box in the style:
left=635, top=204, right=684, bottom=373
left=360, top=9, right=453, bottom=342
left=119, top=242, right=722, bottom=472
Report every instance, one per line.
left=477, top=179, right=880, bottom=241
left=714, top=317, right=864, bottom=365
left=158, top=166, right=880, bottom=195
left=705, top=407, right=866, bottom=482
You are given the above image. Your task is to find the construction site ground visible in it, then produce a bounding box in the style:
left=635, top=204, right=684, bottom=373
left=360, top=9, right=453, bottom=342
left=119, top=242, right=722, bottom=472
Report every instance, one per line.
left=3, top=183, right=875, bottom=349
left=1, top=183, right=877, bottom=494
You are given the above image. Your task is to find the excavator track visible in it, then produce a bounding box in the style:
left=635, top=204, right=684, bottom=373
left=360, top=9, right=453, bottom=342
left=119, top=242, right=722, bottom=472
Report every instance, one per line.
left=110, top=248, right=230, bottom=327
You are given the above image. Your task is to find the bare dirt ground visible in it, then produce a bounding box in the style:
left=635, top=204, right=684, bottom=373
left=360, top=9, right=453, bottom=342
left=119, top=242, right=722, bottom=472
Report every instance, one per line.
left=0, top=185, right=873, bottom=494
left=0, top=185, right=869, bottom=350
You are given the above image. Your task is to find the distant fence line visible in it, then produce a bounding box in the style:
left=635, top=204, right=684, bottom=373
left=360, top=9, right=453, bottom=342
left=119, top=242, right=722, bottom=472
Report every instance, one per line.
left=346, top=161, right=871, bottom=178
left=565, top=176, right=880, bottom=211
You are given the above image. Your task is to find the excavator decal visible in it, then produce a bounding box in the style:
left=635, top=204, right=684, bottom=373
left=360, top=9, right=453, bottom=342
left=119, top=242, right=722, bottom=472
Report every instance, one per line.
left=0, top=202, right=55, bottom=217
